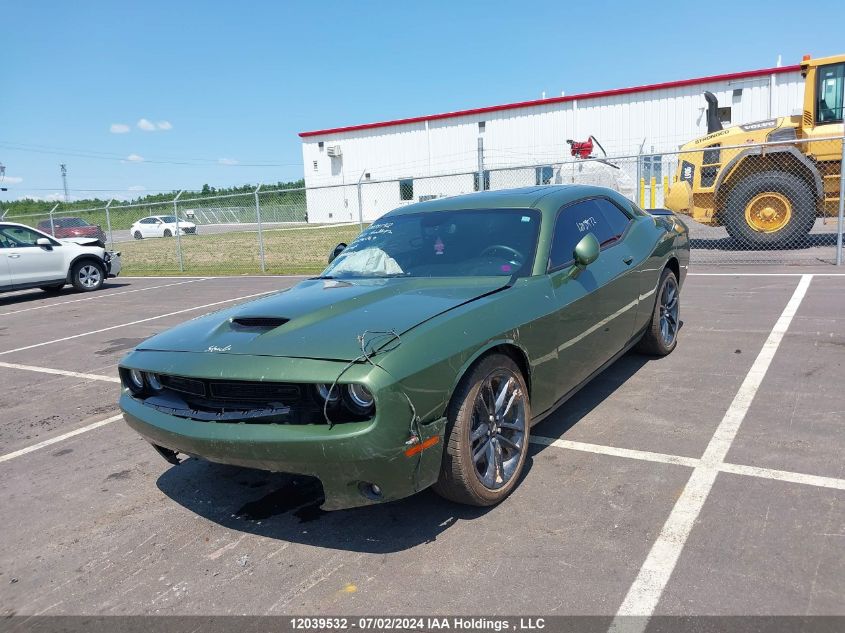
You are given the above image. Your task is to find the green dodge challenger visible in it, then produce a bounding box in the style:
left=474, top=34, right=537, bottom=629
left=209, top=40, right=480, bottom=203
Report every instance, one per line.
left=119, top=185, right=689, bottom=510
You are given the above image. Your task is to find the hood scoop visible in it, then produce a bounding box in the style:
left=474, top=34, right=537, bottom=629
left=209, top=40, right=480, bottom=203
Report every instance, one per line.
left=230, top=316, right=289, bottom=330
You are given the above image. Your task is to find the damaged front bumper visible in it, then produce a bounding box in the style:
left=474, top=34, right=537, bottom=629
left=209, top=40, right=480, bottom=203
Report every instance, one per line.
left=118, top=352, right=447, bottom=511
left=105, top=250, right=122, bottom=278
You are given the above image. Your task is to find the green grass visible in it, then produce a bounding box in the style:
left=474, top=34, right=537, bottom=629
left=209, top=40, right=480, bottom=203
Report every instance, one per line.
left=118, top=223, right=364, bottom=276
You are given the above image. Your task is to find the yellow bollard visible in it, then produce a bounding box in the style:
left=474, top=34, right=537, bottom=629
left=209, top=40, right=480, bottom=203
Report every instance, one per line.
left=663, top=176, right=669, bottom=206
left=650, top=176, right=656, bottom=209
left=639, top=178, right=645, bottom=207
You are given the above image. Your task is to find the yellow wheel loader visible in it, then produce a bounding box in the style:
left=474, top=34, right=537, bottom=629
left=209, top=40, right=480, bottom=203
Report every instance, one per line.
left=666, top=54, right=844, bottom=248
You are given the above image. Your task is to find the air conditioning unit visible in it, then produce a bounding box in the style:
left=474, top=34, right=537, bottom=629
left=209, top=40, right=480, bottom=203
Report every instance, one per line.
left=327, top=145, right=342, bottom=157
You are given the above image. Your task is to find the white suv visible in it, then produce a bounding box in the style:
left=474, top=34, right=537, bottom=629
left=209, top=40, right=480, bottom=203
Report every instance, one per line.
left=0, top=222, right=122, bottom=294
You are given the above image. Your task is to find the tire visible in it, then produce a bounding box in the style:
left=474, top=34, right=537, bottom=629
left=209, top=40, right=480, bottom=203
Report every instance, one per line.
left=432, top=354, right=530, bottom=506
left=163, top=229, right=172, bottom=237
left=723, top=171, right=815, bottom=249
left=40, top=284, right=64, bottom=293
left=133, top=230, right=143, bottom=240
left=636, top=268, right=680, bottom=356
left=70, top=260, right=105, bottom=292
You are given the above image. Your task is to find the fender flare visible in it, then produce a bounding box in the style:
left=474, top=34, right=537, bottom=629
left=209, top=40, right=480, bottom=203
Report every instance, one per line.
left=66, top=253, right=106, bottom=283
left=714, top=145, right=824, bottom=202
left=448, top=337, right=533, bottom=404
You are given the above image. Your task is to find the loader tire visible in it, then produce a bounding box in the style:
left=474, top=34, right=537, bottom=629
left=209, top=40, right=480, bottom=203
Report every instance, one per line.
left=723, top=171, right=815, bottom=249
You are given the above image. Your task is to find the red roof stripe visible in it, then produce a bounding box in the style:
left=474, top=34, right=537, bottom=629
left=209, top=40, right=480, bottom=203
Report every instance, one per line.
left=299, top=65, right=801, bottom=138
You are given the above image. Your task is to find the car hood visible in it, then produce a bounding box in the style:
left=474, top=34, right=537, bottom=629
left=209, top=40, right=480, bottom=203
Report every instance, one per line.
left=59, top=237, right=103, bottom=247
left=136, top=276, right=508, bottom=361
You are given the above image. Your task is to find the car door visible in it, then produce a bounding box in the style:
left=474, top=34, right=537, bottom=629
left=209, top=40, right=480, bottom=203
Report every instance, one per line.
left=547, top=199, right=640, bottom=393
left=0, top=231, right=12, bottom=289
left=139, top=218, right=156, bottom=238
left=0, top=225, right=66, bottom=286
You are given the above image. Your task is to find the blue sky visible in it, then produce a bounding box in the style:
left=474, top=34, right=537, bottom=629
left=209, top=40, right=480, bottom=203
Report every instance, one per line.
left=2, top=0, right=843, bottom=202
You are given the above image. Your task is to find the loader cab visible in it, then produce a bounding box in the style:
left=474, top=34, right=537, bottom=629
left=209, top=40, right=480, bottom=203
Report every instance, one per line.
left=800, top=55, right=845, bottom=161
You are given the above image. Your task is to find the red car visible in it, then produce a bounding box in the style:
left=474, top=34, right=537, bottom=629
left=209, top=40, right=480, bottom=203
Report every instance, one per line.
left=37, top=217, right=107, bottom=243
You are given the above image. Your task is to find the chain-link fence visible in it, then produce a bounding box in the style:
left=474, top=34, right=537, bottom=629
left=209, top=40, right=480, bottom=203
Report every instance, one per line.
left=3, top=136, right=843, bottom=274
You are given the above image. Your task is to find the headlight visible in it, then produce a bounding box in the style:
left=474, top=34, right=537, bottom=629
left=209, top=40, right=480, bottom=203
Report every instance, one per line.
left=129, top=369, right=145, bottom=392
left=344, top=383, right=374, bottom=413
left=146, top=373, right=163, bottom=391
left=316, top=383, right=341, bottom=404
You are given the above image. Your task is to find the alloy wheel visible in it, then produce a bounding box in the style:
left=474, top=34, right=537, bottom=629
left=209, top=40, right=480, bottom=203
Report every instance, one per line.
left=659, top=277, right=679, bottom=346
left=469, top=369, right=526, bottom=490
left=78, top=264, right=102, bottom=289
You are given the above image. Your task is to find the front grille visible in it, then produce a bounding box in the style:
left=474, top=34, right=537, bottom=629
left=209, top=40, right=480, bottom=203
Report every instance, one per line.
left=701, top=166, right=719, bottom=188
left=208, top=381, right=300, bottom=402
left=137, top=374, right=335, bottom=425
left=160, top=374, right=205, bottom=396
left=702, top=144, right=721, bottom=165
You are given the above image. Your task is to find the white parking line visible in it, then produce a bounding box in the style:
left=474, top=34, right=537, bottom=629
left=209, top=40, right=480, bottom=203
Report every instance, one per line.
left=609, top=273, right=813, bottom=632
left=0, top=278, right=209, bottom=317
left=530, top=436, right=845, bottom=492
left=0, top=290, right=274, bottom=356
left=689, top=272, right=845, bottom=276
left=0, top=414, right=123, bottom=464
left=0, top=361, right=119, bottom=382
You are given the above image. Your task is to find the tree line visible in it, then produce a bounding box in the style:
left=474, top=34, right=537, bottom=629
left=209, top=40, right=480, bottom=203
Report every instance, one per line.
left=2, top=179, right=306, bottom=217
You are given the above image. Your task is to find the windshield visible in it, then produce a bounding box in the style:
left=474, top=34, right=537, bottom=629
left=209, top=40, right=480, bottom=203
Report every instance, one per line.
left=56, top=218, right=90, bottom=227
left=322, top=208, right=541, bottom=279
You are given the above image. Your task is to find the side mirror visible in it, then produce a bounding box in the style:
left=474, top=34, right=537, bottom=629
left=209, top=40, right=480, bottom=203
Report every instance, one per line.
left=328, top=242, right=347, bottom=264
left=36, top=237, right=53, bottom=248
left=573, top=233, right=600, bottom=267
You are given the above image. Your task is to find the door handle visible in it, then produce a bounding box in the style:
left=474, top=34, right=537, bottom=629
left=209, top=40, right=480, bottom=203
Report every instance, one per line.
left=8, top=254, right=21, bottom=259
left=623, top=256, right=633, bottom=265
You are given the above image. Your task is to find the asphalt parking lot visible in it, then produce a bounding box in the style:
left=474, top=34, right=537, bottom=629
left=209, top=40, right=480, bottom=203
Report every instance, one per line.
left=0, top=271, right=843, bottom=622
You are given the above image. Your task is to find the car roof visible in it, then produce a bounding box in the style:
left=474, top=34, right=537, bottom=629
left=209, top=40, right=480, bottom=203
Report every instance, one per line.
left=381, top=185, right=627, bottom=220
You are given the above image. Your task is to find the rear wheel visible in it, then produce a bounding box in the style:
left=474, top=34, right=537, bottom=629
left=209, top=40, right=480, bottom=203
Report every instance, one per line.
left=133, top=230, right=142, bottom=240
left=433, top=354, right=530, bottom=506
left=163, top=229, right=172, bottom=237
left=70, top=260, right=105, bottom=292
left=723, top=171, right=815, bottom=248
left=636, top=268, right=680, bottom=356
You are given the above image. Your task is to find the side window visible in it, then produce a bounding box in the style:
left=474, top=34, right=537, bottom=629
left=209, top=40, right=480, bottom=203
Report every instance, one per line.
left=549, top=201, right=608, bottom=269
left=817, top=63, right=844, bottom=124
left=593, top=199, right=632, bottom=244
left=0, top=225, right=44, bottom=247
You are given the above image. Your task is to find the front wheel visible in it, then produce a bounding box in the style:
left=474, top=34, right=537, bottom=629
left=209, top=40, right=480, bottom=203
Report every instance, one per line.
left=433, top=354, right=530, bottom=506
left=636, top=268, right=680, bottom=356
left=723, top=171, right=815, bottom=248
left=70, top=260, right=105, bottom=292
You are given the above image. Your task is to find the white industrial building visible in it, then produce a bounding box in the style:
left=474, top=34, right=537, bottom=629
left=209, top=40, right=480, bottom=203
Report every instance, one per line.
left=299, top=63, right=805, bottom=222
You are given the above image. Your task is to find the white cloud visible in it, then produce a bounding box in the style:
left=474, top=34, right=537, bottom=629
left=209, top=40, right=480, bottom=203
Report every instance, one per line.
left=18, top=192, right=74, bottom=202
left=110, top=123, right=131, bottom=134
left=218, top=158, right=239, bottom=165
left=137, top=118, right=156, bottom=131
left=125, top=153, right=145, bottom=162
left=128, top=185, right=146, bottom=191
left=156, top=120, right=172, bottom=130
left=1, top=175, right=23, bottom=184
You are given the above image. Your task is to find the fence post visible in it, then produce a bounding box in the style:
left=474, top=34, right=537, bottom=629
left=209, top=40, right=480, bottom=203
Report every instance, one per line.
left=837, top=138, right=845, bottom=266
left=173, top=190, right=184, bottom=273
left=49, top=203, right=58, bottom=236
left=254, top=184, right=266, bottom=273
left=104, top=199, right=114, bottom=248
left=357, top=169, right=367, bottom=232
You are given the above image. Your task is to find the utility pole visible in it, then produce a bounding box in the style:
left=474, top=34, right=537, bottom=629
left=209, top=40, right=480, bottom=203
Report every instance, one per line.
left=60, top=164, right=69, bottom=202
